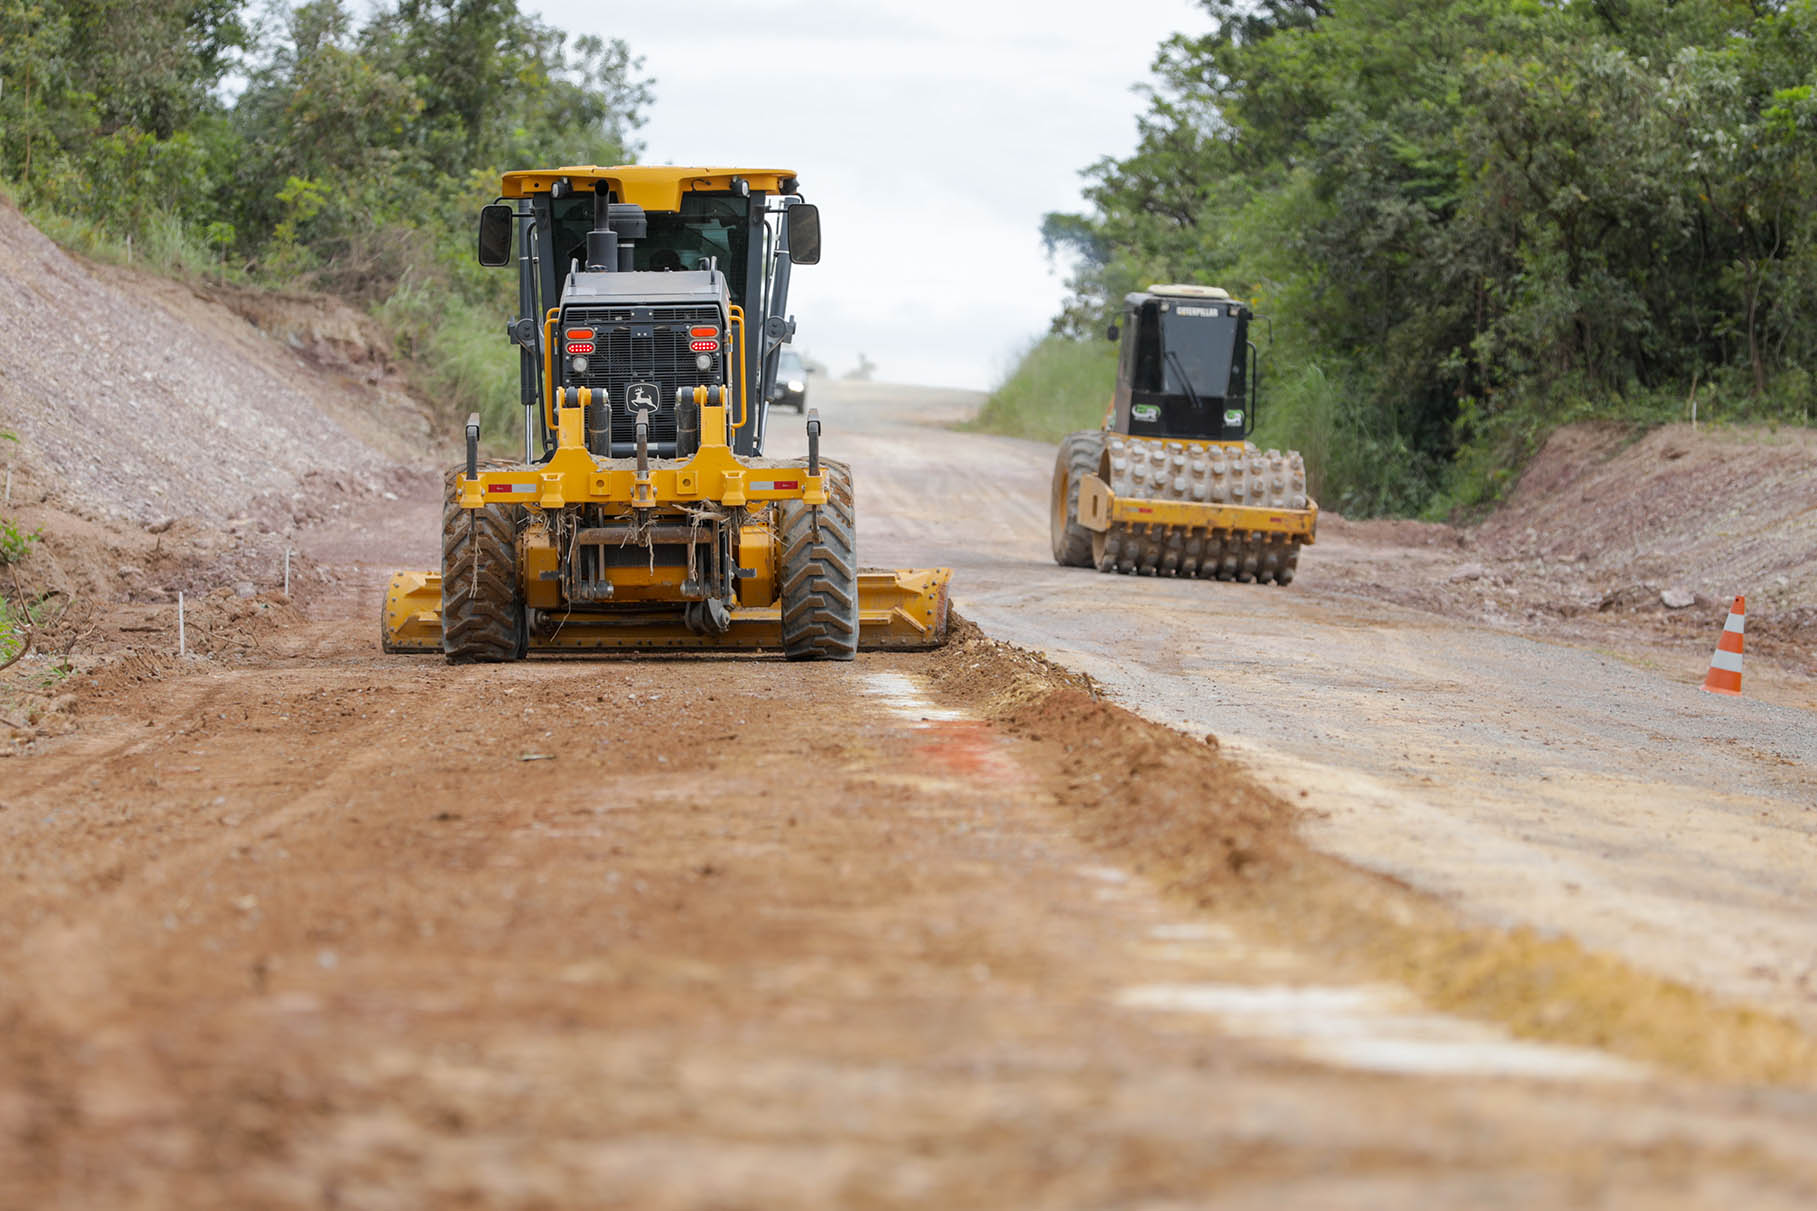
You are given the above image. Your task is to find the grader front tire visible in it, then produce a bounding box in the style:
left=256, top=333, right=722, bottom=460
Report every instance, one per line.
left=779, top=463, right=859, bottom=662
left=440, top=469, right=525, bottom=663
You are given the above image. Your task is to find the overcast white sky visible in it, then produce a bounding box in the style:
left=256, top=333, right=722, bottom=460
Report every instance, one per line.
left=529, top=0, right=1208, bottom=389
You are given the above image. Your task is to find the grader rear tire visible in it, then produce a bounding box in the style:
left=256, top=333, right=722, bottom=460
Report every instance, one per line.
left=779, top=462, right=859, bottom=662
left=1051, top=430, right=1106, bottom=567
left=440, top=466, right=526, bottom=663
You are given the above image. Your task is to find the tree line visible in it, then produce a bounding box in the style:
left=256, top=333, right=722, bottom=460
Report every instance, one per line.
left=1043, top=0, right=1817, bottom=515
left=0, top=0, right=649, bottom=432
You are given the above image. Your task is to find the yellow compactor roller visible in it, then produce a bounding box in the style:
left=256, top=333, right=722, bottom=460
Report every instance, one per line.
left=382, top=166, right=950, bottom=659
left=1051, top=285, right=1316, bottom=583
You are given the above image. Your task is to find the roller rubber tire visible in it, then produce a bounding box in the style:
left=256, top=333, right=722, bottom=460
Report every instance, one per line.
left=779, top=461, right=859, bottom=662
left=440, top=464, right=526, bottom=663
left=1051, top=430, right=1106, bottom=567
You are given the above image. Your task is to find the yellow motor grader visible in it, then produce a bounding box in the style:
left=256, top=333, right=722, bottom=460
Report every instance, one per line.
left=1051, top=285, right=1316, bottom=583
left=382, top=165, right=950, bottom=660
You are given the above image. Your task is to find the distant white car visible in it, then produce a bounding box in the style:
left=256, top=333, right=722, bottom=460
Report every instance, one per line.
left=770, top=349, right=809, bottom=412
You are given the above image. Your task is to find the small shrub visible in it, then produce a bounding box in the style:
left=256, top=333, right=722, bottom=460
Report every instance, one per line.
left=0, top=516, right=39, bottom=566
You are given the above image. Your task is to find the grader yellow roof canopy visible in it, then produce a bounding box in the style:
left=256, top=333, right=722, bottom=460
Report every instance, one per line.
left=498, top=165, right=799, bottom=211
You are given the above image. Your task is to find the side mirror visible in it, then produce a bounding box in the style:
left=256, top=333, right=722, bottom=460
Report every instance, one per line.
left=787, top=204, right=821, bottom=265
left=1106, top=323, right=1120, bottom=342
left=477, top=203, right=513, bottom=267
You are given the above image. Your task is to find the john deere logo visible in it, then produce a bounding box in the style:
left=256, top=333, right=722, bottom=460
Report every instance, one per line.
left=1131, top=403, right=1160, bottom=422
left=627, top=382, right=658, bottom=411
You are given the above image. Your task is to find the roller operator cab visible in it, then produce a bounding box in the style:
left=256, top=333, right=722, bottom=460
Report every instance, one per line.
left=1111, top=285, right=1255, bottom=444
left=379, top=166, right=952, bottom=661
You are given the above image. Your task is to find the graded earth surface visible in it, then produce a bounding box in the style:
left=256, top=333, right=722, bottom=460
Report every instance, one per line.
left=4, top=214, right=1817, bottom=1207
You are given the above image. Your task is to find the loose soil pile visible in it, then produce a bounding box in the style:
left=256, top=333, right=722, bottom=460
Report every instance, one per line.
left=1318, top=422, right=1817, bottom=671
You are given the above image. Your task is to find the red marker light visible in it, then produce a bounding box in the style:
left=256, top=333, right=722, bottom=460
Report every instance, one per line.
left=689, top=326, right=718, bottom=338
left=690, top=339, right=719, bottom=353
left=565, top=327, right=595, bottom=340
left=566, top=341, right=595, bottom=355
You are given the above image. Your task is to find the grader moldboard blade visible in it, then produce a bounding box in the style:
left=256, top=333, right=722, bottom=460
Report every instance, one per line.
left=380, top=570, right=445, bottom=653
left=380, top=567, right=952, bottom=655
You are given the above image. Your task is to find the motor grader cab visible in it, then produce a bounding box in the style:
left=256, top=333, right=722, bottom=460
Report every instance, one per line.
left=381, top=165, right=950, bottom=660
left=1050, top=284, right=1316, bottom=583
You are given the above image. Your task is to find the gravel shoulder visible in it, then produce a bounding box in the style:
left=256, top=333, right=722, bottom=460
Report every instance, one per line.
left=0, top=198, right=434, bottom=528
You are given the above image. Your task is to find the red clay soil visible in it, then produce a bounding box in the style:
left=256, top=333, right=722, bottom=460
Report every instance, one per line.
left=5, top=200, right=1817, bottom=1204
left=3, top=595, right=1816, bottom=1209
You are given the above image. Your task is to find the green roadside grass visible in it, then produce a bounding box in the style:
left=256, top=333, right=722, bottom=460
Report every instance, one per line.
left=376, top=281, right=522, bottom=453
left=960, top=335, right=1116, bottom=443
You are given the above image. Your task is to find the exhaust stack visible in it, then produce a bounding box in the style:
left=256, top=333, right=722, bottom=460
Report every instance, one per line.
left=586, top=191, right=647, bottom=273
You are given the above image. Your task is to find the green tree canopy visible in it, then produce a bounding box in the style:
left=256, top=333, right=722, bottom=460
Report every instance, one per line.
left=1, top=0, right=650, bottom=294
left=1048, top=0, right=1817, bottom=514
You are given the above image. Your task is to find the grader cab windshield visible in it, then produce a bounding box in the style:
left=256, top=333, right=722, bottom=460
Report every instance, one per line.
left=551, top=192, right=752, bottom=300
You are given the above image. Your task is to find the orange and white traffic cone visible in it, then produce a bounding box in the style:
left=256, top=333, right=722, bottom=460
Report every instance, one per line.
left=1701, top=595, right=1745, bottom=696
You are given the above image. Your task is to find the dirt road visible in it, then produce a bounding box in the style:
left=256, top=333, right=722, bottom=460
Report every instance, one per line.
left=5, top=382, right=1817, bottom=1208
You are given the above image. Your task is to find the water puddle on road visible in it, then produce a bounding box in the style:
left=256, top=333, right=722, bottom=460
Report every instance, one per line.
left=863, top=672, right=1023, bottom=784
